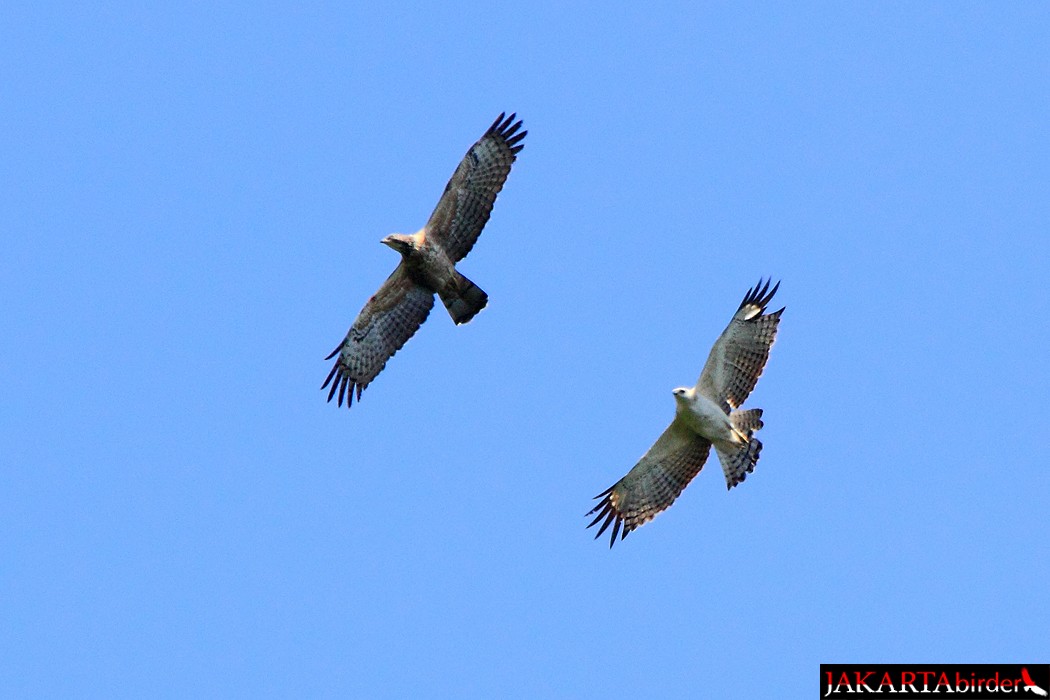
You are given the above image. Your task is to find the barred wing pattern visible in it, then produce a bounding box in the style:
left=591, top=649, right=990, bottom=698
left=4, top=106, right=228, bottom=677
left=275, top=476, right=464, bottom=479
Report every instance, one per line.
left=696, top=279, right=784, bottom=412
left=424, top=113, right=526, bottom=262
left=322, top=266, right=435, bottom=408
left=586, top=422, right=712, bottom=548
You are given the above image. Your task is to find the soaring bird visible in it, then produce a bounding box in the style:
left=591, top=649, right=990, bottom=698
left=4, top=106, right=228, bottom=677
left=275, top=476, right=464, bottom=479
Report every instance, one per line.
left=322, top=113, right=526, bottom=408
left=587, top=279, right=784, bottom=547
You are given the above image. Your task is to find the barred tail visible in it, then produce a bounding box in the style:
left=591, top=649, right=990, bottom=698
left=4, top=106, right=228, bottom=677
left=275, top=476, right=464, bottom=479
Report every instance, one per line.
left=717, top=408, right=765, bottom=489
left=440, top=272, right=488, bottom=325
left=715, top=438, right=762, bottom=490
left=730, top=408, right=763, bottom=434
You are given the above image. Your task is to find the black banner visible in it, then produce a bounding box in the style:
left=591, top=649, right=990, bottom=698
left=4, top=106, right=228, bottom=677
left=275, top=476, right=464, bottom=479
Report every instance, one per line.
left=820, top=664, right=1050, bottom=699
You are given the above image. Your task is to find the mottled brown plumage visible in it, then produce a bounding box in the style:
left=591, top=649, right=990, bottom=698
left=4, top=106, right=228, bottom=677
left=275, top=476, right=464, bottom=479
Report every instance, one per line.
left=322, top=113, right=525, bottom=408
left=587, top=279, right=784, bottom=547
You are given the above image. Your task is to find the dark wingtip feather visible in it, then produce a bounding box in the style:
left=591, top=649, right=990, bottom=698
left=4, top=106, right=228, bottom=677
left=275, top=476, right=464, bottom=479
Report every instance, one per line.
left=321, top=362, right=339, bottom=392
left=324, top=342, right=343, bottom=361
left=322, top=357, right=360, bottom=409
left=759, top=280, right=780, bottom=308
left=586, top=487, right=630, bottom=548
left=322, top=342, right=345, bottom=402
left=587, top=502, right=612, bottom=527
left=490, top=112, right=526, bottom=153
left=594, top=510, right=617, bottom=539
left=336, top=374, right=349, bottom=407
left=609, top=518, right=622, bottom=548
left=740, top=277, right=781, bottom=313
left=488, top=112, right=507, bottom=132
left=739, top=280, right=757, bottom=308
left=754, top=278, right=770, bottom=305
left=586, top=486, right=614, bottom=519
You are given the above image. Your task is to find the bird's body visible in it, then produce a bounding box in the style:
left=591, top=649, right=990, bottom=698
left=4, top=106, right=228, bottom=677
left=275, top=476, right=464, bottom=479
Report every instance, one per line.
left=587, top=279, right=784, bottom=547
left=322, top=113, right=525, bottom=408
left=380, top=231, right=486, bottom=324
left=383, top=231, right=455, bottom=291
left=673, top=387, right=741, bottom=448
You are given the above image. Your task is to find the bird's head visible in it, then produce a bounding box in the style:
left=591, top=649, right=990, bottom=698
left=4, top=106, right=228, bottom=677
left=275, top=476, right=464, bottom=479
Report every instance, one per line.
left=381, top=233, right=415, bottom=255
left=672, top=386, right=692, bottom=404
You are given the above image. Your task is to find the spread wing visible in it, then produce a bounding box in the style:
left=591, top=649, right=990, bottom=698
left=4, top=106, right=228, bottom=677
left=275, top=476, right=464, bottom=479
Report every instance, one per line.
left=322, top=265, right=435, bottom=408
left=586, top=420, right=712, bottom=548
left=696, top=278, right=784, bottom=413
left=424, top=112, right=526, bottom=262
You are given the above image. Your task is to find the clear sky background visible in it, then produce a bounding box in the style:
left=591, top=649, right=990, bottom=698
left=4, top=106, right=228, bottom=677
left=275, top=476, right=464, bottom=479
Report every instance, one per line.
left=2, top=2, right=1048, bottom=697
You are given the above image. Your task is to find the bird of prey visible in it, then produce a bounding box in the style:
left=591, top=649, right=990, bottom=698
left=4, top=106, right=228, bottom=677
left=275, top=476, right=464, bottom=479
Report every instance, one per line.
left=322, top=113, right=526, bottom=408
left=587, top=279, right=784, bottom=547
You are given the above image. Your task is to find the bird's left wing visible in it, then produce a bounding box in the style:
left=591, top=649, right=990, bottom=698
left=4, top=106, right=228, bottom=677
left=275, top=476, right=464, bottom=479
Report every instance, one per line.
left=696, top=278, right=784, bottom=412
left=424, top=112, right=526, bottom=262
left=322, top=265, right=435, bottom=408
left=586, top=421, right=712, bottom=547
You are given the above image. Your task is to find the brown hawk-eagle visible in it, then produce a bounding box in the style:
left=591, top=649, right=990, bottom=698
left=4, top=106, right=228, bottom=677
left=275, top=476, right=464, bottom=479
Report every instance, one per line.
left=322, top=113, right=526, bottom=407
left=587, top=279, right=784, bottom=547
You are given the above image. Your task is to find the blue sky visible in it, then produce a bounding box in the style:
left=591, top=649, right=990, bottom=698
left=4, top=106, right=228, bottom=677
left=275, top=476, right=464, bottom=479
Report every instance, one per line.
left=2, top=2, right=1048, bottom=697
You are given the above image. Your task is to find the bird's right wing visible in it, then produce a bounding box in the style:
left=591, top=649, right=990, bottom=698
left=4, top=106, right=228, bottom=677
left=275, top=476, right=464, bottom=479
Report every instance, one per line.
left=322, top=265, right=435, bottom=408
left=696, top=278, right=784, bottom=412
left=424, top=112, right=526, bottom=262
left=586, top=421, right=712, bottom=547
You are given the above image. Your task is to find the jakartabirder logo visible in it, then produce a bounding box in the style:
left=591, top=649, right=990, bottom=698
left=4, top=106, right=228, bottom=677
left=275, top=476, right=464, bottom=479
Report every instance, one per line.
left=820, top=664, right=1049, bottom=699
